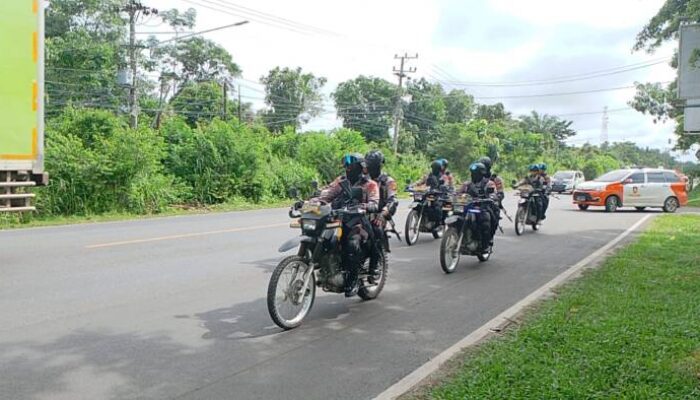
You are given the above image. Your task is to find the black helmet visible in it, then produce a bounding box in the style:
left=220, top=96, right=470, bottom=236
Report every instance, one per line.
left=431, top=160, right=443, bottom=176
left=478, top=156, right=492, bottom=174
left=342, top=153, right=366, bottom=184
left=469, top=162, right=487, bottom=183
left=438, top=158, right=449, bottom=170
left=365, top=150, right=385, bottom=180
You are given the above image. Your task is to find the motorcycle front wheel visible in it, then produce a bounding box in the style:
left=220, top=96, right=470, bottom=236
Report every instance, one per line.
left=267, top=256, right=316, bottom=330
left=440, top=227, right=461, bottom=274
left=405, top=209, right=420, bottom=246
left=515, top=207, right=526, bottom=236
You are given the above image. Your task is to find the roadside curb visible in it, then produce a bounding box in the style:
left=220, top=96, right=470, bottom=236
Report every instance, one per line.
left=373, top=214, right=654, bottom=400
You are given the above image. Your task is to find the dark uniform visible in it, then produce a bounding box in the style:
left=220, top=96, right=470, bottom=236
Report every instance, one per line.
left=458, top=163, right=498, bottom=249
left=316, top=154, right=379, bottom=297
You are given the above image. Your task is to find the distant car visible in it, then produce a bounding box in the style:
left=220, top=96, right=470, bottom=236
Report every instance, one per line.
left=551, top=170, right=585, bottom=193
left=572, top=168, right=689, bottom=213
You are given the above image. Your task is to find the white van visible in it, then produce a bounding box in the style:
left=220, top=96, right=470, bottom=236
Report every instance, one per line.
left=551, top=170, right=585, bottom=193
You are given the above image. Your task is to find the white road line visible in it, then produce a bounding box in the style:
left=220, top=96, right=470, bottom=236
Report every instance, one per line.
left=373, top=214, right=653, bottom=400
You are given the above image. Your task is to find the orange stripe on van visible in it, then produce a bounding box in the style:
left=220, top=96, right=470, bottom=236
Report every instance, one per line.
left=33, top=32, right=38, bottom=62
left=33, top=0, right=39, bottom=14
left=671, top=183, right=689, bottom=206
left=32, top=81, right=38, bottom=111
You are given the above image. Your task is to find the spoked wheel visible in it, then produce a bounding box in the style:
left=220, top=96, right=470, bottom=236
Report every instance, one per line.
left=267, top=256, right=316, bottom=330
left=405, top=209, right=421, bottom=246
left=515, top=207, right=526, bottom=236
left=440, top=227, right=461, bottom=274
left=358, top=252, right=388, bottom=300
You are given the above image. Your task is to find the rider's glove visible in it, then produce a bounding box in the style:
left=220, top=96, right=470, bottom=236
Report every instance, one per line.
left=366, top=203, right=379, bottom=213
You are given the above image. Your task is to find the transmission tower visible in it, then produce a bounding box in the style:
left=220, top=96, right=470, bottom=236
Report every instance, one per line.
left=601, top=106, right=609, bottom=144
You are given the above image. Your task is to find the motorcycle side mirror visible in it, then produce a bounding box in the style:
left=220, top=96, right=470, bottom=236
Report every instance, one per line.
left=511, top=179, right=517, bottom=186
left=311, top=181, right=319, bottom=189
left=405, top=178, right=412, bottom=185
left=288, top=187, right=299, bottom=199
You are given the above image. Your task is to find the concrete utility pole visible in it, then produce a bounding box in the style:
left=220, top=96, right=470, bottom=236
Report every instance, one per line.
left=122, top=1, right=158, bottom=129
left=223, top=80, right=228, bottom=119
left=238, top=84, right=242, bottom=122
left=392, top=53, right=418, bottom=154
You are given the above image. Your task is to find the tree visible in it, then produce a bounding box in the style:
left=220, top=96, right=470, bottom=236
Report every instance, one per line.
left=475, top=103, right=511, bottom=122
left=519, top=111, right=576, bottom=145
left=169, top=81, right=224, bottom=127
left=332, top=76, right=395, bottom=142
left=45, top=0, right=127, bottom=112
left=404, top=78, right=447, bottom=152
left=631, top=0, right=700, bottom=149
left=260, top=67, right=327, bottom=131
left=153, top=38, right=241, bottom=85
left=444, top=89, right=476, bottom=123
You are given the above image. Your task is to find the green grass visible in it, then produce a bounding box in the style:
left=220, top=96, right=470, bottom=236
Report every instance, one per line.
left=689, top=186, right=700, bottom=206
left=411, top=214, right=700, bottom=400
left=0, top=197, right=291, bottom=230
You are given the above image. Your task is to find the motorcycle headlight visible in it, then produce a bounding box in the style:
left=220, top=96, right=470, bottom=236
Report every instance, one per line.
left=302, top=219, right=317, bottom=232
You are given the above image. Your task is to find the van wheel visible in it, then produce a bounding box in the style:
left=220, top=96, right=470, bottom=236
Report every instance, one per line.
left=635, top=207, right=646, bottom=211
left=663, top=197, right=679, bottom=213
left=577, top=204, right=589, bottom=211
left=605, top=196, right=619, bottom=213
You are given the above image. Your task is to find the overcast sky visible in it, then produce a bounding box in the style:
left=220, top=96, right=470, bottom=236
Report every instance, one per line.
left=146, top=0, right=698, bottom=161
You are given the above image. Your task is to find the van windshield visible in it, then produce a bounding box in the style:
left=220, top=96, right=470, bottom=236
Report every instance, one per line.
left=594, top=170, right=630, bottom=182
left=553, top=172, right=574, bottom=179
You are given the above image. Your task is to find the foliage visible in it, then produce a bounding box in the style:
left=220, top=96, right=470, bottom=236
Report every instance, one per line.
left=424, top=214, right=700, bottom=400
left=519, top=111, right=576, bottom=145
left=332, top=76, right=395, bottom=142
left=169, top=81, right=225, bottom=127
left=260, top=66, right=327, bottom=131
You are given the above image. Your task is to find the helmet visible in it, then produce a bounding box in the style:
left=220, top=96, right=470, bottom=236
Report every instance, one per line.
left=470, top=162, right=487, bottom=183
left=539, top=163, right=548, bottom=172
left=478, top=156, right=493, bottom=174
left=438, top=158, right=449, bottom=169
left=342, top=153, right=366, bottom=184
left=529, top=164, right=540, bottom=172
left=365, top=150, right=385, bottom=180
left=431, top=160, right=443, bottom=176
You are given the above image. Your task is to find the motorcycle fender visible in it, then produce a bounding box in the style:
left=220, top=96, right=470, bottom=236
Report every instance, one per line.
left=278, top=235, right=314, bottom=253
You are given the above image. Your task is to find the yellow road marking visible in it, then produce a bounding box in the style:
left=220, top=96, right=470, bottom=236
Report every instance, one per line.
left=86, top=223, right=289, bottom=249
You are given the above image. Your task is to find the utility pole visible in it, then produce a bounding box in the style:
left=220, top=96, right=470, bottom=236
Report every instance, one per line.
left=121, top=1, right=158, bottom=129
left=392, top=53, right=418, bottom=154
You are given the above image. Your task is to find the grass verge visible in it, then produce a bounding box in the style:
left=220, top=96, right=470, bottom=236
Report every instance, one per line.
left=0, top=197, right=291, bottom=230
left=689, top=186, right=700, bottom=206
left=407, top=214, right=700, bottom=399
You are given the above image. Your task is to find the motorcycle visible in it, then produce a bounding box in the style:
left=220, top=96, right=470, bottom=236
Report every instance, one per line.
left=267, top=181, right=388, bottom=330
left=404, top=185, right=453, bottom=246
left=512, top=183, right=544, bottom=235
left=439, top=193, right=496, bottom=273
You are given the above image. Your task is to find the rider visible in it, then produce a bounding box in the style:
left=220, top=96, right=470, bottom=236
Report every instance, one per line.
left=457, top=162, right=498, bottom=250
left=538, top=163, right=551, bottom=220
left=415, top=159, right=453, bottom=190
left=365, top=150, right=398, bottom=278
left=478, top=156, right=503, bottom=237
left=316, top=154, right=380, bottom=297
left=514, top=164, right=546, bottom=221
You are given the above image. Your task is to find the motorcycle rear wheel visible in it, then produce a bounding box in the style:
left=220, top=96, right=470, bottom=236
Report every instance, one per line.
left=267, top=256, right=316, bottom=330
left=358, top=252, right=388, bottom=300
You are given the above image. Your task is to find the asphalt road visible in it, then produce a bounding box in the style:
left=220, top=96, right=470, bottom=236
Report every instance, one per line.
left=0, top=195, right=655, bottom=400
